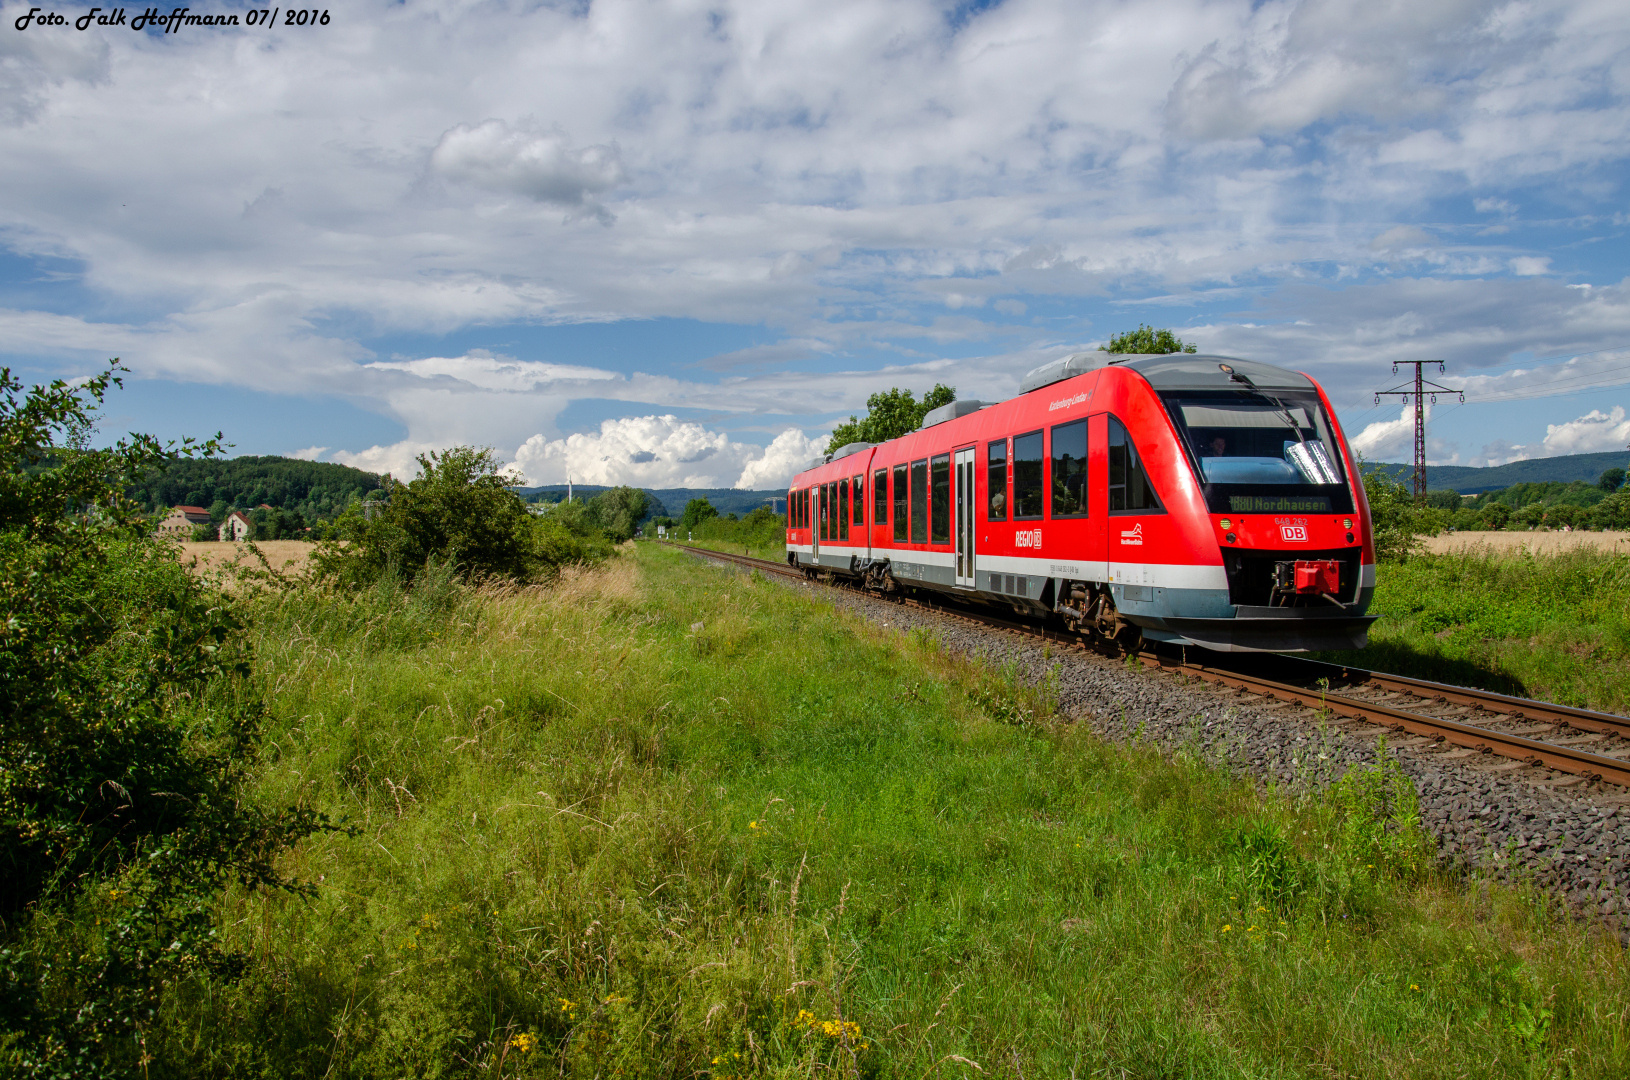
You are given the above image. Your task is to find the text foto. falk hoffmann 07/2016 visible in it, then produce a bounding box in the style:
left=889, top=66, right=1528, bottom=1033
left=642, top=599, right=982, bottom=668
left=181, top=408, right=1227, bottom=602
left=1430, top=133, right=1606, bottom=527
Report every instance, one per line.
left=12, top=7, right=331, bottom=32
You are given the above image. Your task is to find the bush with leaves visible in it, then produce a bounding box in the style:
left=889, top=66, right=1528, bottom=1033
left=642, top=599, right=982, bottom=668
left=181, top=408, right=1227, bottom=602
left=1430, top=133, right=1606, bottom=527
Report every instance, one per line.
left=0, top=362, right=332, bottom=1076
left=1359, top=463, right=1435, bottom=562
left=316, top=446, right=603, bottom=585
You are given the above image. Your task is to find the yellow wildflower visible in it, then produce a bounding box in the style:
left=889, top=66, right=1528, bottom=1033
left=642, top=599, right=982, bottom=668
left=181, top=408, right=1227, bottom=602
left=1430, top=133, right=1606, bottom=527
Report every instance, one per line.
left=508, top=1032, right=536, bottom=1053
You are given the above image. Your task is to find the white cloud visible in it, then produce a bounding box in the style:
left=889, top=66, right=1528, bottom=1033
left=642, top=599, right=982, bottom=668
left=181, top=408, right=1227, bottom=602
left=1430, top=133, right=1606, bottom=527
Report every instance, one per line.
left=291, top=445, right=328, bottom=461
left=1540, top=405, right=1630, bottom=455
left=428, top=120, right=625, bottom=222
left=1350, top=404, right=1423, bottom=461
left=737, top=428, right=829, bottom=489
left=330, top=441, right=445, bottom=479
left=1369, top=225, right=1435, bottom=252
left=512, top=416, right=826, bottom=489
left=1510, top=256, right=1553, bottom=276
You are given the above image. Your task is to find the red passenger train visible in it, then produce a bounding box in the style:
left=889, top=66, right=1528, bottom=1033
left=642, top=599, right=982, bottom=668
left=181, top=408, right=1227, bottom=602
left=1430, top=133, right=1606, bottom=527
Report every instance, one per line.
left=785, top=352, right=1376, bottom=652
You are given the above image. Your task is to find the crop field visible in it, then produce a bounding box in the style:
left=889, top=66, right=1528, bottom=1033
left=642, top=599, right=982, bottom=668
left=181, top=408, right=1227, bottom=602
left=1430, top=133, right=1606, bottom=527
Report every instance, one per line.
left=1317, top=545, right=1630, bottom=715
left=132, top=543, right=1630, bottom=1078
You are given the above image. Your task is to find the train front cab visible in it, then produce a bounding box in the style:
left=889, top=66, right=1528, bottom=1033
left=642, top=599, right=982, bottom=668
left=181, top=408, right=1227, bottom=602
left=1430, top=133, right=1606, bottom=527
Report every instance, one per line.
left=1088, top=355, right=1377, bottom=652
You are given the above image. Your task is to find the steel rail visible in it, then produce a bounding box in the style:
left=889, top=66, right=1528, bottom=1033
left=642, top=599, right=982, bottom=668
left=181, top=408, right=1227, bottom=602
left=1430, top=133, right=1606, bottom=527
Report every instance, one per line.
left=1259, top=655, right=1630, bottom=739
left=676, top=544, right=1630, bottom=787
left=1142, top=656, right=1630, bottom=788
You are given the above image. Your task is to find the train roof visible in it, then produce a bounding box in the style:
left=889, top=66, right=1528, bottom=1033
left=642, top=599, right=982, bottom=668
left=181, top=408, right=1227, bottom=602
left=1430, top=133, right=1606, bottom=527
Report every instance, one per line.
left=1020, top=352, right=1315, bottom=394
left=794, top=352, right=1319, bottom=477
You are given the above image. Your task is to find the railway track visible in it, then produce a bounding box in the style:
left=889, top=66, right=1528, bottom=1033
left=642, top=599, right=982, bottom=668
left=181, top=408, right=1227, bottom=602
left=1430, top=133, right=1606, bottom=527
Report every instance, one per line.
left=679, top=543, right=1630, bottom=790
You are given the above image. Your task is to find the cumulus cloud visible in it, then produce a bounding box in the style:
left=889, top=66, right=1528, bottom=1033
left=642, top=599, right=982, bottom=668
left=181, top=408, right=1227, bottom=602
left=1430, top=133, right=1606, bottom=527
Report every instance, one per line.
left=429, top=120, right=624, bottom=222
left=329, top=441, right=445, bottom=479
left=1540, top=405, right=1630, bottom=455
left=512, top=416, right=826, bottom=489
left=1350, top=404, right=1424, bottom=461
left=291, top=445, right=329, bottom=461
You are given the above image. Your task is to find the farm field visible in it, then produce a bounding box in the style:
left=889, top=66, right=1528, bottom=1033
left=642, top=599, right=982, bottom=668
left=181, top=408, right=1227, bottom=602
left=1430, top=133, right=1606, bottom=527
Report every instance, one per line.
left=1421, top=530, right=1630, bottom=555
left=178, top=538, right=318, bottom=575
left=143, top=542, right=1630, bottom=1078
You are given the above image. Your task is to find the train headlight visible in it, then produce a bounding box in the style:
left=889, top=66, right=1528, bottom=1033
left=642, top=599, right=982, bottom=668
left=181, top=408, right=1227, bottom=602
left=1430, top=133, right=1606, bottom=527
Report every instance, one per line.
left=1342, top=518, right=1352, bottom=529
left=1219, top=518, right=1231, bottom=530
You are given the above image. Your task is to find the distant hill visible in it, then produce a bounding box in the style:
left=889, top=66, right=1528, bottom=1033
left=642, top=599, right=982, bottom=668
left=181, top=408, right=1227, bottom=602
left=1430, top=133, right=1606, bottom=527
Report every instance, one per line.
left=1370, top=450, right=1628, bottom=493
left=514, top=485, right=784, bottom=520
left=128, top=456, right=384, bottom=520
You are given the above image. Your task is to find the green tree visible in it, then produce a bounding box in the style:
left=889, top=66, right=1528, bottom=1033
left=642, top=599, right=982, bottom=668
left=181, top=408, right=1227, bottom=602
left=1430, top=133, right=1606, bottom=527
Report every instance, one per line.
left=824, top=384, right=956, bottom=455
left=0, top=362, right=330, bottom=1073
left=585, top=485, right=651, bottom=542
left=1600, top=467, right=1626, bottom=492
left=318, top=447, right=552, bottom=584
left=1099, top=324, right=1198, bottom=354
left=1478, top=501, right=1512, bottom=530
left=682, top=497, right=720, bottom=530
left=1590, top=491, right=1630, bottom=530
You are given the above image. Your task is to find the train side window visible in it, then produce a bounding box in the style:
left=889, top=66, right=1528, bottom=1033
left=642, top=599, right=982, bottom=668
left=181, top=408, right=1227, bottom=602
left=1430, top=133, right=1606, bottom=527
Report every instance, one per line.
left=853, top=474, right=864, bottom=530
left=930, top=453, right=950, bottom=544
left=1050, top=419, right=1088, bottom=517
left=873, top=468, right=887, bottom=527
left=1012, top=430, right=1044, bottom=519
left=801, top=488, right=808, bottom=530
left=892, top=464, right=908, bottom=542
left=822, top=483, right=832, bottom=540
left=1109, top=416, right=1163, bottom=513
left=986, top=440, right=1008, bottom=520
left=910, top=458, right=929, bottom=543
left=838, top=478, right=850, bottom=540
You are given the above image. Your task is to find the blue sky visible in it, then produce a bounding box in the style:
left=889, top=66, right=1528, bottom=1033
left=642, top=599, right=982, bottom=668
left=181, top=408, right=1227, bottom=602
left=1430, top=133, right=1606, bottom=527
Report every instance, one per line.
left=2, top=0, right=1628, bottom=487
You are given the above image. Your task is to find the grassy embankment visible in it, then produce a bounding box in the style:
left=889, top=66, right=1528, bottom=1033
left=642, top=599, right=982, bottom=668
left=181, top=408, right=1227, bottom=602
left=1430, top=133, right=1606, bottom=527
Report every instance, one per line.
left=1317, top=545, right=1630, bottom=714
left=148, top=542, right=1630, bottom=1077
left=682, top=513, right=787, bottom=561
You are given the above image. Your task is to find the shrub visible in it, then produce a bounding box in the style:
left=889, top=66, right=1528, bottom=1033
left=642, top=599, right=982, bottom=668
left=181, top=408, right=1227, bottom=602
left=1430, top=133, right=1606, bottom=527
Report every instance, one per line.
left=0, top=362, right=331, bottom=1075
left=316, top=446, right=603, bottom=585
left=1359, top=463, right=1433, bottom=561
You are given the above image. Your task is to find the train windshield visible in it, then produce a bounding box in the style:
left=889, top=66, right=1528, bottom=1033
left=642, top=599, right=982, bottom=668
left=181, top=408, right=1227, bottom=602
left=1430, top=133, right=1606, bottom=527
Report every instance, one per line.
left=1159, top=389, right=1353, bottom=515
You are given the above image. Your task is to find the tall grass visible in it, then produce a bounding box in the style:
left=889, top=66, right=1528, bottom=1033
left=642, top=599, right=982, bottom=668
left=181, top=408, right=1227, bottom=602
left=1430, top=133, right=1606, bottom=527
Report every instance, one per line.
left=1320, top=546, right=1630, bottom=712
left=152, top=545, right=1630, bottom=1077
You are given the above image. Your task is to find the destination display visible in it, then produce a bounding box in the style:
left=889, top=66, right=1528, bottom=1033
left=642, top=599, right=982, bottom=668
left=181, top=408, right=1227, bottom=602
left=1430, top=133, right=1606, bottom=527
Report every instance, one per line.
left=1228, top=494, right=1333, bottom=514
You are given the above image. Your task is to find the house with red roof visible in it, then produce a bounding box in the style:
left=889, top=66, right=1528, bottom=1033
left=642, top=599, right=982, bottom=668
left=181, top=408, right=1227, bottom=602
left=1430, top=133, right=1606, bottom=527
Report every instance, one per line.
left=222, top=510, right=253, bottom=542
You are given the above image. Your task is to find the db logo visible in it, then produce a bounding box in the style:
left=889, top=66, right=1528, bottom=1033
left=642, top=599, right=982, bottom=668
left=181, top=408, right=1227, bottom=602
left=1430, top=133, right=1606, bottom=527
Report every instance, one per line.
left=1016, top=528, right=1043, bottom=548
left=1280, top=524, right=1308, bottom=543
left=1119, top=523, right=1144, bottom=546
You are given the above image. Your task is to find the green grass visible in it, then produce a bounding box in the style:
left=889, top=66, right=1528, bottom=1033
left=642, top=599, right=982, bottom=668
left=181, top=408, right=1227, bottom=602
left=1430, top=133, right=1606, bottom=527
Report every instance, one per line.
left=1318, top=546, right=1630, bottom=713
left=683, top=514, right=787, bottom=561
left=152, top=544, right=1630, bottom=1078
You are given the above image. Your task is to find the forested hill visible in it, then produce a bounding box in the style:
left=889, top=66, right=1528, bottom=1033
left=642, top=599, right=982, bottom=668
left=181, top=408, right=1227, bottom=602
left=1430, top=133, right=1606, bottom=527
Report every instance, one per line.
left=1371, top=450, right=1628, bottom=493
left=128, top=456, right=384, bottom=520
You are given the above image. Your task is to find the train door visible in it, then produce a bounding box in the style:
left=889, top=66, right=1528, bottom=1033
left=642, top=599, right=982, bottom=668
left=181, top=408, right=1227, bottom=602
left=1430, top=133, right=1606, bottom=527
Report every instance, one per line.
left=812, top=483, right=822, bottom=561
left=954, top=446, right=976, bottom=588
left=1088, top=415, right=1109, bottom=581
